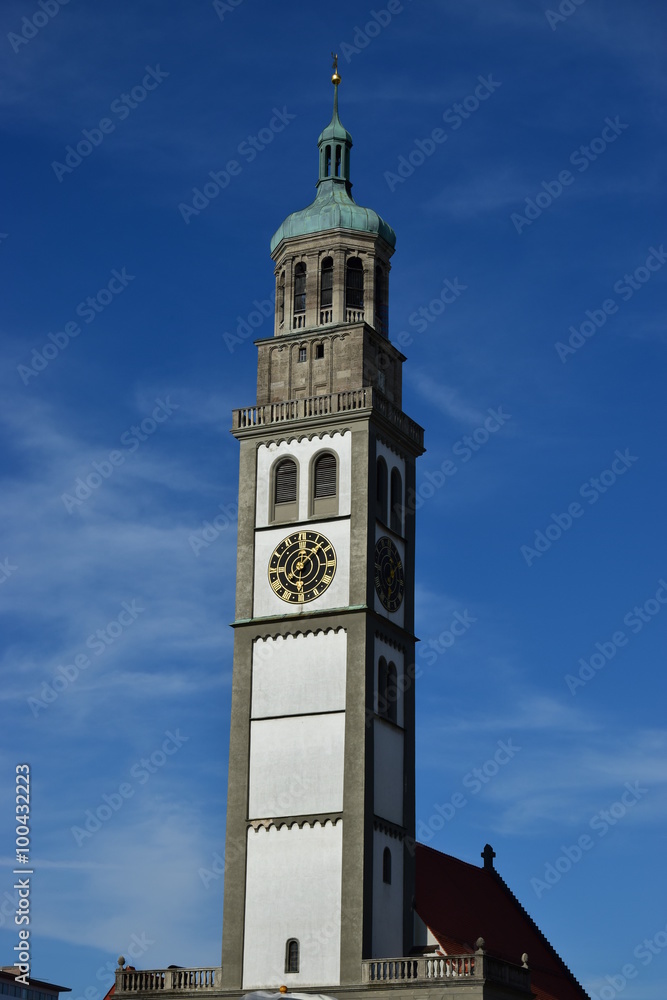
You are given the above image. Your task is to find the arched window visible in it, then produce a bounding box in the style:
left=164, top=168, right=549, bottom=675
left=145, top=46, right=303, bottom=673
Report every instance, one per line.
left=273, top=459, right=297, bottom=522
left=335, top=145, right=342, bottom=177
left=375, top=265, right=387, bottom=335
left=383, top=847, right=392, bottom=884
left=312, top=452, right=338, bottom=516
left=390, top=467, right=403, bottom=535
left=294, top=263, right=306, bottom=316
left=285, top=939, right=299, bottom=974
left=378, top=657, right=397, bottom=723
left=278, top=272, right=285, bottom=325
left=378, top=657, right=388, bottom=715
left=345, top=257, right=364, bottom=315
left=386, top=661, right=397, bottom=724
left=325, top=145, right=331, bottom=177
left=321, top=256, right=333, bottom=309
left=376, top=457, right=388, bottom=522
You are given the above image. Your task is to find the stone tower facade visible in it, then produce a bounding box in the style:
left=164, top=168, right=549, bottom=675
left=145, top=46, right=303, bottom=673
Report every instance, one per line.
left=220, top=73, right=425, bottom=991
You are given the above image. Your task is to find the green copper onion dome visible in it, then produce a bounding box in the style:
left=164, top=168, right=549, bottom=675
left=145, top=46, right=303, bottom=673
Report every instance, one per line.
left=270, top=68, right=396, bottom=253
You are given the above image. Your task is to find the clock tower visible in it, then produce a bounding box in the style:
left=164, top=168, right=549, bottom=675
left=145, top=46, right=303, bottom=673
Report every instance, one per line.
left=220, top=65, right=425, bottom=991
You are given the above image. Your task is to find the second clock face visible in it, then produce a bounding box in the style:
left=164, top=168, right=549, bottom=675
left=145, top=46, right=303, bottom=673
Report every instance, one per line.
left=374, top=536, right=404, bottom=612
left=268, top=530, right=337, bottom=604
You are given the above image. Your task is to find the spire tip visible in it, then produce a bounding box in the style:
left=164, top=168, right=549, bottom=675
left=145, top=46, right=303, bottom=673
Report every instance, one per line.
left=331, top=51, right=341, bottom=86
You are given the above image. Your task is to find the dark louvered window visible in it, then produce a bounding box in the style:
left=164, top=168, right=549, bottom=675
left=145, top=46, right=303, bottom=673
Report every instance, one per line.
left=375, top=265, right=388, bottom=335
left=378, top=657, right=388, bottom=709
left=383, top=847, right=392, bottom=884
left=275, top=460, right=297, bottom=504
left=278, top=272, right=285, bottom=324
left=314, top=453, right=336, bottom=498
left=376, top=457, right=388, bottom=522
left=346, top=257, right=364, bottom=310
left=386, top=661, right=397, bottom=723
left=390, top=467, right=403, bottom=534
left=294, top=263, right=306, bottom=313
left=321, top=256, right=333, bottom=307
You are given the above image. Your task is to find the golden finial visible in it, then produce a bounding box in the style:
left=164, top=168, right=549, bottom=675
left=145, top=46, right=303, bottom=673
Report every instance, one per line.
left=331, top=52, right=341, bottom=86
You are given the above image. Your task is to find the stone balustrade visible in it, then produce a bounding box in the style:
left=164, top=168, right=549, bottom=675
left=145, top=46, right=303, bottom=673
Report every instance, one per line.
left=361, top=953, right=530, bottom=991
left=232, top=387, right=424, bottom=450
left=115, top=968, right=220, bottom=993
left=114, top=953, right=529, bottom=996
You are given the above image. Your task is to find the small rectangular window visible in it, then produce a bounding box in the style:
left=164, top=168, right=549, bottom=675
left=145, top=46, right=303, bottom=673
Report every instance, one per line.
left=298, top=347, right=307, bottom=362
left=315, top=343, right=324, bottom=359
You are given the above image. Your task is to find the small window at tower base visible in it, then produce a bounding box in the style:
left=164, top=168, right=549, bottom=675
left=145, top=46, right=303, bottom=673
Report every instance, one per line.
left=285, top=938, right=300, bottom=974
left=315, top=342, right=325, bottom=359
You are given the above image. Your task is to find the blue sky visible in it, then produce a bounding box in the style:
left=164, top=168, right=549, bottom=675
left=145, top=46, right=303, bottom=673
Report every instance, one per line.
left=1, top=1, right=666, bottom=999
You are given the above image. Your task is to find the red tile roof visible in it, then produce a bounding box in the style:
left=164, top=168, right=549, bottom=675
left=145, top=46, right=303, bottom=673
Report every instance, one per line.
left=415, top=843, right=589, bottom=1000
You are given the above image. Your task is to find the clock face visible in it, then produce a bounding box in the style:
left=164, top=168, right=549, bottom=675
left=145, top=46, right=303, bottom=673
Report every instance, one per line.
left=374, top=536, right=404, bottom=612
left=268, top=530, right=337, bottom=604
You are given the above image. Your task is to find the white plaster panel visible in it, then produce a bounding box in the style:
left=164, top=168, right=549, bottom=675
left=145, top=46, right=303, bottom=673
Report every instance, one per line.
left=374, top=719, right=404, bottom=826
left=243, top=821, right=342, bottom=987
left=374, top=638, right=404, bottom=728
left=373, top=525, right=405, bottom=628
left=252, top=630, right=347, bottom=719
left=248, top=713, right=344, bottom=818
left=256, top=431, right=352, bottom=528
left=253, top=519, right=350, bottom=618
left=372, top=829, right=404, bottom=958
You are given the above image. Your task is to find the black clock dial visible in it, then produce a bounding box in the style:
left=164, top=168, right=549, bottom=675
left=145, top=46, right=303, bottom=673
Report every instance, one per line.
left=268, top=530, right=337, bottom=604
left=374, top=536, right=404, bottom=612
